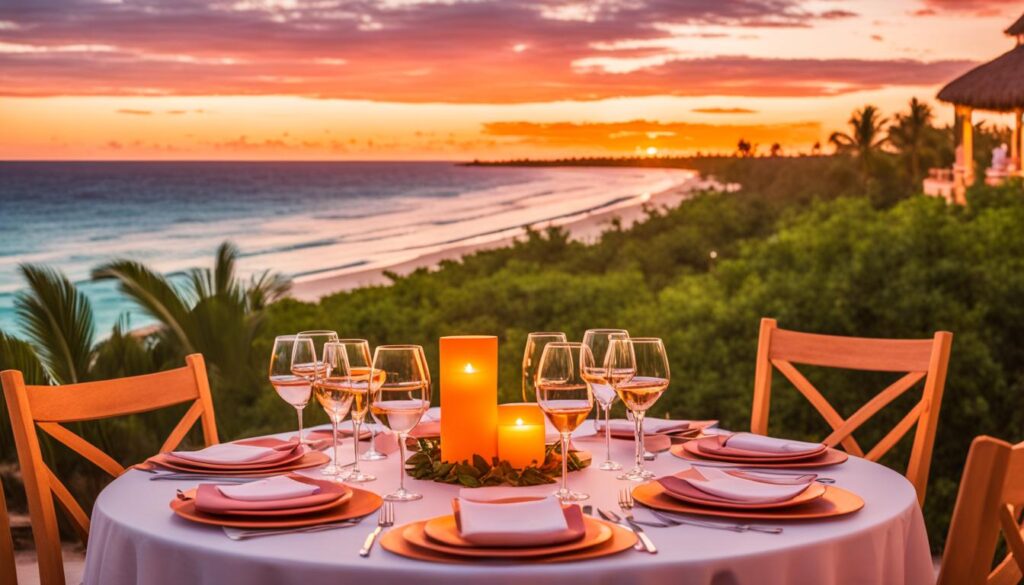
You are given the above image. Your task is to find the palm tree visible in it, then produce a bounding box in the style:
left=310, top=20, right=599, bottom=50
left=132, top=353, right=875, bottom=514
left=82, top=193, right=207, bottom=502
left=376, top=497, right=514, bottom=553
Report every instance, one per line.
left=888, top=98, right=934, bottom=186
left=829, top=105, right=889, bottom=182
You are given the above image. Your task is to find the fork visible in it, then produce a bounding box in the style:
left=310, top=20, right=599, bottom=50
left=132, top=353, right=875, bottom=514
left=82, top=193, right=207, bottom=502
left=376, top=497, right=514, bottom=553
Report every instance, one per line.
left=650, top=509, right=784, bottom=534
left=359, top=501, right=395, bottom=557
left=224, top=519, right=365, bottom=540
left=616, top=488, right=658, bottom=554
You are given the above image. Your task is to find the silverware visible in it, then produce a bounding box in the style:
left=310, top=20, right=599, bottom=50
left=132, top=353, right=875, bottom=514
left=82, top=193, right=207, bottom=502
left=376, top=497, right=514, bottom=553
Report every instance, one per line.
left=223, top=520, right=364, bottom=541
left=582, top=505, right=594, bottom=517
left=597, top=508, right=642, bottom=551
left=617, top=488, right=658, bottom=553
left=650, top=510, right=784, bottom=534
left=359, top=501, right=394, bottom=557
left=643, top=450, right=657, bottom=461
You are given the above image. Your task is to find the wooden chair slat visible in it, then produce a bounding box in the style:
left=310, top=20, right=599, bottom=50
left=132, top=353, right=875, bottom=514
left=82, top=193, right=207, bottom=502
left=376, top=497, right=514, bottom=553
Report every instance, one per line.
left=0, top=354, right=219, bottom=585
left=998, top=504, right=1024, bottom=577
left=769, top=327, right=935, bottom=372
left=988, top=554, right=1023, bottom=585
left=771, top=359, right=865, bottom=457
left=823, top=372, right=925, bottom=448
left=159, top=400, right=204, bottom=453
left=863, top=400, right=925, bottom=462
left=0, top=480, right=16, bottom=585
left=752, top=318, right=953, bottom=505
left=38, top=422, right=126, bottom=478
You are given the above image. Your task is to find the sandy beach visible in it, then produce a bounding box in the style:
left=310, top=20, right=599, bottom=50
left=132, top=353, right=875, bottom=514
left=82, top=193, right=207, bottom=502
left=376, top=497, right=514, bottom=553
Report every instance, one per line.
left=290, top=170, right=719, bottom=301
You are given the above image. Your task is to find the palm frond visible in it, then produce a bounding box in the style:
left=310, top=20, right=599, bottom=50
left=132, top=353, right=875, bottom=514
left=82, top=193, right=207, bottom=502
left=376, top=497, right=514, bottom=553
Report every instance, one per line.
left=91, top=260, right=196, bottom=354
left=247, top=270, right=292, bottom=311
left=14, top=264, right=94, bottom=384
left=0, top=330, right=50, bottom=385
left=213, top=241, right=241, bottom=299
left=91, top=316, right=156, bottom=379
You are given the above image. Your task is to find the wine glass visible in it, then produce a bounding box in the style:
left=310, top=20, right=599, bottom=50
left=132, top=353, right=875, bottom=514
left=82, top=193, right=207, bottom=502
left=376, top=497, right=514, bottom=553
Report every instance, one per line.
left=334, top=339, right=376, bottom=482
left=370, top=345, right=431, bottom=501
left=316, top=342, right=356, bottom=480
left=269, top=335, right=315, bottom=444
left=522, top=332, right=567, bottom=402
left=607, top=338, right=670, bottom=481
left=582, top=328, right=629, bottom=471
left=294, top=330, right=338, bottom=443
left=535, top=342, right=594, bottom=502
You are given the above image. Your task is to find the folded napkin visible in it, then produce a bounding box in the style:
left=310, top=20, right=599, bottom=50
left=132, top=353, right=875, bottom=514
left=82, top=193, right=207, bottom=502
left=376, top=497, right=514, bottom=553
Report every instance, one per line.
left=409, top=420, right=441, bottom=438
left=216, top=475, right=320, bottom=502
left=669, top=467, right=813, bottom=504
left=724, top=433, right=824, bottom=455
left=604, top=419, right=691, bottom=436
left=422, top=407, right=442, bottom=422
left=458, top=485, right=556, bottom=503
left=172, top=442, right=281, bottom=465
left=193, top=476, right=345, bottom=514
left=455, top=496, right=575, bottom=546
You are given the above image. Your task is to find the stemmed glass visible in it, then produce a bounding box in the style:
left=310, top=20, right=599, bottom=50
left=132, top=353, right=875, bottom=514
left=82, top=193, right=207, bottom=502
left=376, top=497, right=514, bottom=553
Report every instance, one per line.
left=370, top=345, right=431, bottom=501
left=316, top=342, right=356, bottom=480
left=268, top=335, right=316, bottom=445
left=582, top=328, right=629, bottom=471
left=522, top=332, right=567, bottom=402
left=536, top=342, right=595, bottom=502
left=607, top=338, right=670, bottom=481
left=334, top=339, right=376, bottom=483
left=293, top=330, right=339, bottom=444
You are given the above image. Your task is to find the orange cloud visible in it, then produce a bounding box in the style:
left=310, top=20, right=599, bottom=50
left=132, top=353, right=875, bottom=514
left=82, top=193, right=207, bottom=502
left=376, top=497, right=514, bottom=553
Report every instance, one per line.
left=692, top=107, right=758, bottom=114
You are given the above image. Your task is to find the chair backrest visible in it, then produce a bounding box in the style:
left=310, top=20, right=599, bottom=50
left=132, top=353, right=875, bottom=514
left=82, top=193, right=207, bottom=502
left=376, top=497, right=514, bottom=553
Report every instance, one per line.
left=1, top=353, right=219, bottom=585
left=0, top=479, right=15, bottom=585
left=938, top=436, right=1024, bottom=585
left=750, top=318, right=953, bottom=505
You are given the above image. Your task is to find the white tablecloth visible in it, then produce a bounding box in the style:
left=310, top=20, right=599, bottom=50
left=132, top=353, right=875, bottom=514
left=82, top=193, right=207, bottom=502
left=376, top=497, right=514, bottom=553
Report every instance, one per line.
left=83, top=422, right=934, bottom=585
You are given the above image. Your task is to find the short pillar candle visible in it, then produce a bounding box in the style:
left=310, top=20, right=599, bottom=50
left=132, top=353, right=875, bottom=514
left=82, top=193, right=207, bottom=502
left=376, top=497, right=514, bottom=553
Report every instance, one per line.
left=497, top=403, right=546, bottom=468
left=440, top=335, right=498, bottom=463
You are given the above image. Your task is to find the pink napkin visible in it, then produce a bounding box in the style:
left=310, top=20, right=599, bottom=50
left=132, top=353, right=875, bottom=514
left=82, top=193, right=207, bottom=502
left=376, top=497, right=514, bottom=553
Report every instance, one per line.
left=194, top=478, right=344, bottom=514
left=458, top=485, right=556, bottom=503
left=724, top=433, right=824, bottom=455
left=216, top=475, right=320, bottom=501
left=605, top=419, right=691, bottom=436
left=172, top=443, right=280, bottom=465
left=662, top=467, right=813, bottom=504
left=409, top=421, right=441, bottom=438
left=454, top=496, right=581, bottom=546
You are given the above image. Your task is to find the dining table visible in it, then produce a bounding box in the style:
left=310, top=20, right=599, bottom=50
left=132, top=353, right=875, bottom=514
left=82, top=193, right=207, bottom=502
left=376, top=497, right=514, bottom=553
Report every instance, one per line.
left=82, top=419, right=935, bottom=585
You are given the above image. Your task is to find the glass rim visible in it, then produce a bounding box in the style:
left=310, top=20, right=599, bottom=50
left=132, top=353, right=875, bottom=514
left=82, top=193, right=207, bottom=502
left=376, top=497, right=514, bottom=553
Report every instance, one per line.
left=527, top=331, right=567, bottom=337
left=375, top=344, right=424, bottom=351
left=273, top=334, right=301, bottom=341
left=624, top=337, right=663, bottom=343
left=583, top=328, right=629, bottom=334
left=546, top=341, right=584, bottom=348
left=297, top=329, right=339, bottom=336
left=335, top=338, right=370, bottom=345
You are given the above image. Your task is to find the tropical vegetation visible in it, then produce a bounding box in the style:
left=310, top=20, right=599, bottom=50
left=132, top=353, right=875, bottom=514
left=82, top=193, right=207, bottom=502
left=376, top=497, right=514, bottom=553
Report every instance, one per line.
left=1, top=98, right=1022, bottom=552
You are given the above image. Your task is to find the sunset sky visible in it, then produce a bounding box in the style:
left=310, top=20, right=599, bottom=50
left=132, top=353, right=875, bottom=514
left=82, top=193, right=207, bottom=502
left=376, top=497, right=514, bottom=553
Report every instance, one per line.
left=1, top=0, right=1020, bottom=160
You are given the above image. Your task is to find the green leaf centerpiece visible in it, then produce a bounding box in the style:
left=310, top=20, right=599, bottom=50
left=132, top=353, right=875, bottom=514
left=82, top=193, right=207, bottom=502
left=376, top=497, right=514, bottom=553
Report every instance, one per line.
left=405, top=438, right=591, bottom=487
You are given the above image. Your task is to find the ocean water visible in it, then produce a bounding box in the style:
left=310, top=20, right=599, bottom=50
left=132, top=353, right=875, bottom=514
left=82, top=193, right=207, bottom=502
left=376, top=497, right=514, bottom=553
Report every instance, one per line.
left=0, top=161, right=691, bottom=338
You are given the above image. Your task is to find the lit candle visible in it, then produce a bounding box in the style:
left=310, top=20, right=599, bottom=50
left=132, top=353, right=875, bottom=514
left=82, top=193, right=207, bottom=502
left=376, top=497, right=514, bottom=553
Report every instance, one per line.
left=440, top=336, right=498, bottom=463
left=498, top=403, right=546, bottom=468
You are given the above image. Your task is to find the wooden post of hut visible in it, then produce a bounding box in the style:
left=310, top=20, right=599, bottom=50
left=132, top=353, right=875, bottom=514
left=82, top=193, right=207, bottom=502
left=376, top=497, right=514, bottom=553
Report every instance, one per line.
left=935, top=12, right=1024, bottom=204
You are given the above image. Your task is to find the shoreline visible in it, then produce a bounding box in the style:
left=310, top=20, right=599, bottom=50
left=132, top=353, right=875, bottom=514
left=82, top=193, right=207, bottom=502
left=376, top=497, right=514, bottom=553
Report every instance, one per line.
left=290, top=170, right=722, bottom=301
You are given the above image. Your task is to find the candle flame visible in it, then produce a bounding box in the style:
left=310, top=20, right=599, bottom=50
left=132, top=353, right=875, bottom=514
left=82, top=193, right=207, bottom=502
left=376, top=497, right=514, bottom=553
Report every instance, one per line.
left=463, top=363, right=476, bottom=374
left=515, top=418, right=524, bottom=426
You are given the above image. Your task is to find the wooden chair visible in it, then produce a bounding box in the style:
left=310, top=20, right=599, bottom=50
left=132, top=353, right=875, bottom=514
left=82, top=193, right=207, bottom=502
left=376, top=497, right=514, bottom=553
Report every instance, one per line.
left=1, top=479, right=16, bottom=584
left=750, top=318, right=953, bottom=505
left=938, top=436, right=1024, bottom=585
left=1, top=353, right=219, bottom=585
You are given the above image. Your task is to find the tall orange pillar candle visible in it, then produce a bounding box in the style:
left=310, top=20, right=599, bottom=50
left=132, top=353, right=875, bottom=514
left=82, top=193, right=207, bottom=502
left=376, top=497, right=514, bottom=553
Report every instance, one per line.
left=497, top=403, right=546, bottom=468
left=440, top=335, right=498, bottom=463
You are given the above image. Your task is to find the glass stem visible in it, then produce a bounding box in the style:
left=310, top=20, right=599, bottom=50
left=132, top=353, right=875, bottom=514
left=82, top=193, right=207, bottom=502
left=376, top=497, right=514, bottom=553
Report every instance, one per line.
left=398, top=433, right=408, bottom=492
left=296, top=406, right=304, bottom=444
left=633, top=411, right=645, bottom=471
left=560, top=432, right=571, bottom=494
left=368, top=425, right=377, bottom=452
left=351, top=418, right=362, bottom=473
left=330, top=415, right=341, bottom=473
left=603, top=404, right=612, bottom=462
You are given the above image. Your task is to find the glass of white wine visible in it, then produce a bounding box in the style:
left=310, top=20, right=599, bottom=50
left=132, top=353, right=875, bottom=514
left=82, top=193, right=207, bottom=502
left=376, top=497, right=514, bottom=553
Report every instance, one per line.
left=522, top=332, right=567, bottom=402
left=370, top=345, right=431, bottom=501
left=335, top=339, right=377, bottom=483
left=581, top=328, right=629, bottom=471
left=607, top=337, right=670, bottom=481
left=536, top=342, right=595, bottom=502
left=316, top=342, right=356, bottom=480
left=293, top=330, right=338, bottom=444
left=269, top=335, right=316, bottom=445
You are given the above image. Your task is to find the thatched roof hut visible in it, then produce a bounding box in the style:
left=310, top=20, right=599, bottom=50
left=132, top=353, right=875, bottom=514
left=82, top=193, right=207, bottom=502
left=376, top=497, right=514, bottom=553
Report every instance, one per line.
left=937, top=45, right=1024, bottom=112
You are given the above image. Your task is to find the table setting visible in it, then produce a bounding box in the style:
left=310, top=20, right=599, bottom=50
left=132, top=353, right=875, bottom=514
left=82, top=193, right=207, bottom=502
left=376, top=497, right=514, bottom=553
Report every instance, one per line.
left=82, top=330, right=935, bottom=585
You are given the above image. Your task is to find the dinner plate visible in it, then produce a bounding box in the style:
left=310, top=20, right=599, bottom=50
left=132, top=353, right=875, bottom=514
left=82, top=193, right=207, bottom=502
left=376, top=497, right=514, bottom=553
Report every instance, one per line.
left=674, top=442, right=849, bottom=468
left=417, top=515, right=610, bottom=558
left=151, top=450, right=330, bottom=475
left=184, top=477, right=354, bottom=517
left=656, top=469, right=827, bottom=510
left=382, top=520, right=634, bottom=563
left=632, top=481, right=863, bottom=520
left=170, top=485, right=381, bottom=528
